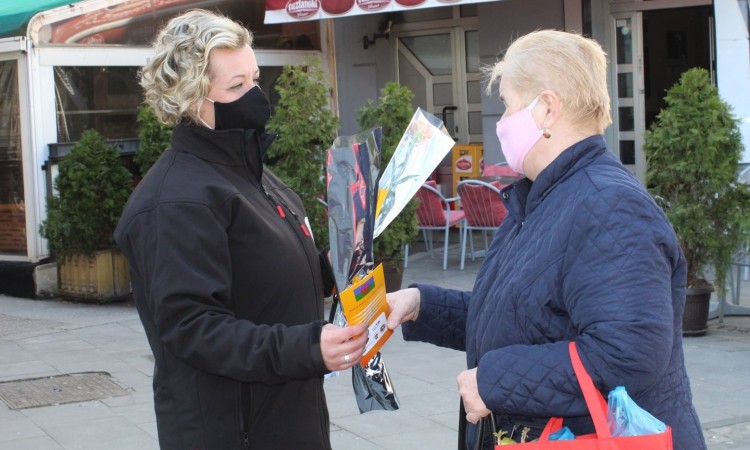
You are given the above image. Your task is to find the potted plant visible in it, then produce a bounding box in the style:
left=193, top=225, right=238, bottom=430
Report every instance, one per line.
left=134, top=103, right=172, bottom=177
left=266, top=59, right=339, bottom=249
left=39, top=129, right=133, bottom=302
left=357, top=82, right=420, bottom=292
left=644, top=68, right=750, bottom=336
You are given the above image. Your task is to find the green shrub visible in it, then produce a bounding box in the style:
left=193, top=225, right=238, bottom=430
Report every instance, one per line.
left=135, top=103, right=172, bottom=176
left=357, top=82, right=419, bottom=263
left=645, top=68, right=750, bottom=294
left=266, top=60, right=339, bottom=248
left=40, top=129, right=133, bottom=256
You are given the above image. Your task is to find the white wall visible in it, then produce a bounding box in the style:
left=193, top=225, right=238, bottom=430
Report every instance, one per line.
left=477, top=0, right=565, bottom=165
left=333, top=13, right=395, bottom=136
left=715, top=0, right=750, bottom=163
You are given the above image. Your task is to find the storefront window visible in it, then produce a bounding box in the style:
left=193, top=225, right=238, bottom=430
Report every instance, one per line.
left=0, top=60, right=26, bottom=256
left=401, top=34, right=453, bottom=76
left=36, top=0, right=320, bottom=51
left=55, top=66, right=142, bottom=142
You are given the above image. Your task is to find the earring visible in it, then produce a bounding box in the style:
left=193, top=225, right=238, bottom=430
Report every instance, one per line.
left=542, top=128, right=552, bottom=139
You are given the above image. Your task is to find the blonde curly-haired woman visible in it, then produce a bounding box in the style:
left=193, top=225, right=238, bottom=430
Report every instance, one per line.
left=116, top=9, right=366, bottom=449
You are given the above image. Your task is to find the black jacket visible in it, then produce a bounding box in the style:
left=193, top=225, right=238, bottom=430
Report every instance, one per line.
left=115, top=123, right=333, bottom=449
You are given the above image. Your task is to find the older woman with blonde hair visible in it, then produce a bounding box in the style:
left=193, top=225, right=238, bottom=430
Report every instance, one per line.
left=116, top=9, right=367, bottom=450
left=387, top=29, right=706, bottom=450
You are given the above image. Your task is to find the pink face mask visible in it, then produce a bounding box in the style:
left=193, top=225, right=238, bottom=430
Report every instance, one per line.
left=495, top=96, right=542, bottom=174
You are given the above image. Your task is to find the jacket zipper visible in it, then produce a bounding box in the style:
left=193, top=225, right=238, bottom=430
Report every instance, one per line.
left=260, top=183, right=323, bottom=318
left=239, top=384, right=250, bottom=449
left=238, top=137, right=322, bottom=318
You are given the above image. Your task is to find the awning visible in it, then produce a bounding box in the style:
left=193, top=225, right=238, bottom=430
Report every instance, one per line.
left=265, top=0, right=495, bottom=24
left=0, top=0, right=86, bottom=39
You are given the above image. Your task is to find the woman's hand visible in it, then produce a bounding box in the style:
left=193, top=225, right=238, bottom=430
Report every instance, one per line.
left=458, top=368, right=491, bottom=424
left=386, top=287, right=421, bottom=330
left=320, top=323, right=368, bottom=371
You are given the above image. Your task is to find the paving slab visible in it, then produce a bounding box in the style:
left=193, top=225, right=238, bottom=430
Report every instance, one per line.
left=0, top=242, right=747, bottom=449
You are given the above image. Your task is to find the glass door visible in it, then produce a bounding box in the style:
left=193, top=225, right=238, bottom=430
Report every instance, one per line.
left=0, top=58, right=26, bottom=256
left=613, top=13, right=646, bottom=181
left=395, top=26, right=481, bottom=144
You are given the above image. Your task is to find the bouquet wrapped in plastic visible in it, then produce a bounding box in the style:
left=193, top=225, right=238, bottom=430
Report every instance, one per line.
left=325, top=108, right=454, bottom=413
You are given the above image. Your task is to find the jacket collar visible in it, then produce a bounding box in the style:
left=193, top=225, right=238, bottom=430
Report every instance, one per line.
left=170, top=123, right=277, bottom=181
left=502, top=135, right=608, bottom=221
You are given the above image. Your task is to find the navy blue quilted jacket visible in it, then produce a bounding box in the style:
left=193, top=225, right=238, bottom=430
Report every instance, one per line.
left=403, top=135, right=706, bottom=450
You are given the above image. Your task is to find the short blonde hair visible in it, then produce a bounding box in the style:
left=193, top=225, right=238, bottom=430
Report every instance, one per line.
left=486, top=30, right=612, bottom=133
left=140, top=9, right=252, bottom=125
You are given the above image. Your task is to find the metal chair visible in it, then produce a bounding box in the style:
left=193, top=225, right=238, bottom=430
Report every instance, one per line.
left=482, top=162, right=521, bottom=178
left=456, top=179, right=507, bottom=270
left=410, top=181, right=465, bottom=270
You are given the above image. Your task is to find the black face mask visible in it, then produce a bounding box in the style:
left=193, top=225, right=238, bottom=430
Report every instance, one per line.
left=208, top=85, right=271, bottom=132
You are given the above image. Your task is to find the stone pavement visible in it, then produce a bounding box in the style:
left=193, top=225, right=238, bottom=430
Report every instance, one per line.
left=0, top=242, right=749, bottom=449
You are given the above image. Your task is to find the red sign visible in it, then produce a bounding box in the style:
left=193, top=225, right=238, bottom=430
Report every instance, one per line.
left=286, top=0, right=321, bottom=18
left=265, top=0, right=494, bottom=23
left=455, top=157, right=472, bottom=172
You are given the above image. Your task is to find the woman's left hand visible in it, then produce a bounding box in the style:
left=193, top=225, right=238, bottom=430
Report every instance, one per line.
left=457, top=368, right=491, bottom=424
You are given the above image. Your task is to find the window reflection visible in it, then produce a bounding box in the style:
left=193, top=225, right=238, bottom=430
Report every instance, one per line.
left=465, top=30, right=479, bottom=73
left=616, top=19, right=633, bottom=65
left=55, top=67, right=141, bottom=141
left=618, top=106, right=634, bottom=132
left=0, top=60, right=26, bottom=256
left=620, top=140, right=635, bottom=165
left=618, top=73, right=633, bottom=98
left=401, top=34, right=452, bottom=76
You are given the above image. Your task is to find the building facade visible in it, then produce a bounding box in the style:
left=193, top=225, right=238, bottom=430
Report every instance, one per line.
left=0, top=0, right=748, bottom=296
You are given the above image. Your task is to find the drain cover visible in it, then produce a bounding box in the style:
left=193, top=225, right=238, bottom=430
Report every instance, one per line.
left=0, top=372, right=129, bottom=410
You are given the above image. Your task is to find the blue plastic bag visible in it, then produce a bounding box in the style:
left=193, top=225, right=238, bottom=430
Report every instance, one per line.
left=607, top=386, right=667, bottom=437
left=549, top=426, right=575, bottom=440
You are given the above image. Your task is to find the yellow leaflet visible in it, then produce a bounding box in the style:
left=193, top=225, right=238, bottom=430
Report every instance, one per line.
left=339, top=263, right=393, bottom=366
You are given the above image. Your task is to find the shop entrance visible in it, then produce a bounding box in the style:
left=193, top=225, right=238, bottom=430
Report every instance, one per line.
left=395, top=25, right=482, bottom=145
left=612, top=4, right=713, bottom=181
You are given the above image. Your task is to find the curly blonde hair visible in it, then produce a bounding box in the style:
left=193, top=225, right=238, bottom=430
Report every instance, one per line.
left=485, top=30, right=612, bottom=134
left=140, top=9, right=252, bottom=125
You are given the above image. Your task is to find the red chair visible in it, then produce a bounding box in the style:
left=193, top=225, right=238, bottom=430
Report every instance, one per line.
left=456, top=179, right=507, bottom=270
left=411, top=181, right=465, bottom=270
left=482, top=162, right=521, bottom=178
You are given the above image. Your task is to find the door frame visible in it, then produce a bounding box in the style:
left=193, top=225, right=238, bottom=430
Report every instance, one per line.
left=611, top=12, right=646, bottom=180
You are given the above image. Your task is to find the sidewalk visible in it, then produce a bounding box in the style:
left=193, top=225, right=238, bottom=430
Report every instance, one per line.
left=0, top=244, right=749, bottom=449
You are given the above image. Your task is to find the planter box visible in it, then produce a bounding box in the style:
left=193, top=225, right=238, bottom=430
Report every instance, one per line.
left=58, top=249, right=130, bottom=303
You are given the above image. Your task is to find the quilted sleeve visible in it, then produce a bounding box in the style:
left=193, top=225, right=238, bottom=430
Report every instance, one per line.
left=401, top=283, right=471, bottom=351
left=476, top=185, right=679, bottom=417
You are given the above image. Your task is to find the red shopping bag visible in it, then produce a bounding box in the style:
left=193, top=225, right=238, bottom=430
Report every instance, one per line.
left=493, top=342, right=672, bottom=449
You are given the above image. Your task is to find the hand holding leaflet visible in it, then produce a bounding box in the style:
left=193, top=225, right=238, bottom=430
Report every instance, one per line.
left=338, top=264, right=392, bottom=366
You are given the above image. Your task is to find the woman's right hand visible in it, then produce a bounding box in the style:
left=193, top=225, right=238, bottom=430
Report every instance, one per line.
left=320, top=323, right=368, bottom=372
left=386, top=287, right=421, bottom=330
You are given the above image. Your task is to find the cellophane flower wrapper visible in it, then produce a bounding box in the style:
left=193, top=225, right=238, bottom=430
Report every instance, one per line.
left=373, top=107, right=456, bottom=238
left=326, top=128, right=399, bottom=413
left=326, top=128, right=381, bottom=293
